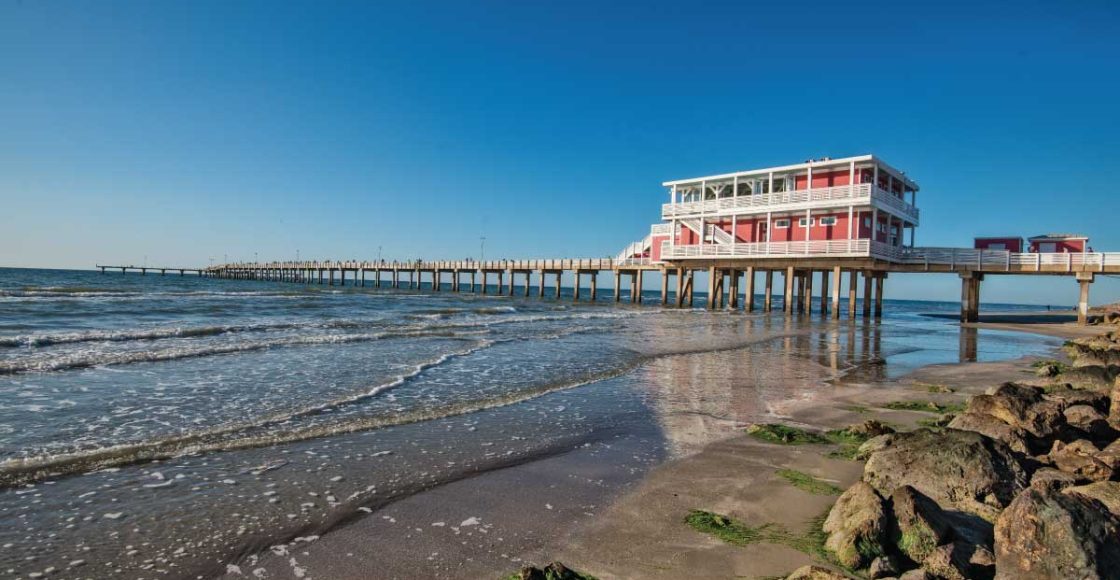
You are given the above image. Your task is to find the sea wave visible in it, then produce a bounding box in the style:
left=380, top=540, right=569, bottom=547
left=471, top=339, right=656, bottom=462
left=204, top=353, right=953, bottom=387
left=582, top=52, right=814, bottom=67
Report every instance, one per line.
left=0, top=328, right=485, bottom=375
left=0, top=319, right=385, bottom=348
left=0, top=342, right=638, bottom=488
left=0, top=310, right=632, bottom=352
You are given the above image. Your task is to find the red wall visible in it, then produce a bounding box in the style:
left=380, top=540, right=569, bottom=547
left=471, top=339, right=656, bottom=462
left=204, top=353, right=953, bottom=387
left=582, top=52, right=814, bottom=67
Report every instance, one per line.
left=650, top=235, right=668, bottom=261
left=794, top=170, right=852, bottom=190
left=974, top=238, right=1023, bottom=252
left=1029, top=239, right=1086, bottom=253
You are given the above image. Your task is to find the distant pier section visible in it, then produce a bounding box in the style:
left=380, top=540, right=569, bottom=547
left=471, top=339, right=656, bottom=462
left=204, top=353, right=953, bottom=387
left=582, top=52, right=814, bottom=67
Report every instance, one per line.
left=97, top=265, right=205, bottom=276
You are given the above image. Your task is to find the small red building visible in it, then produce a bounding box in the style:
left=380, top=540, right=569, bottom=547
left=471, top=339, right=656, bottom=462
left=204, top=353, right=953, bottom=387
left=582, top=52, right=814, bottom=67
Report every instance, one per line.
left=974, top=237, right=1024, bottom=252
left=1029, top=233, right=1088, bottom=253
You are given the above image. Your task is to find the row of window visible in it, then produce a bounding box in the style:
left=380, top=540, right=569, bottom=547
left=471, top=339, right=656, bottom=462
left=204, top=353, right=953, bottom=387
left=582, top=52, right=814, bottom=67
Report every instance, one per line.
left=772, top=216, right=840, bottom=228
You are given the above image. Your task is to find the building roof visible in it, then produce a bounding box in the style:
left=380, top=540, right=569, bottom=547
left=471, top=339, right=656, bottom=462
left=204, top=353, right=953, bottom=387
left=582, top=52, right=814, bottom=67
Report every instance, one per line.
left=1028, top=233, right=1089, bottom=241
left=661, top=154, right=919, bottom=191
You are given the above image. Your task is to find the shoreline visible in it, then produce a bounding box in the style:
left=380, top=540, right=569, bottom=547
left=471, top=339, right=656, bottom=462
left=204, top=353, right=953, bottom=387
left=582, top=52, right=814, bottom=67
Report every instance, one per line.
left=223, top=312, right=1082, bottom=580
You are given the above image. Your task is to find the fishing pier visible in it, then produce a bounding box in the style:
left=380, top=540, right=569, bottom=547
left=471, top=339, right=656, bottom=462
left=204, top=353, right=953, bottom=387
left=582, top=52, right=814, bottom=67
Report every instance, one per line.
left=104, top=155, right=1120, bottom=324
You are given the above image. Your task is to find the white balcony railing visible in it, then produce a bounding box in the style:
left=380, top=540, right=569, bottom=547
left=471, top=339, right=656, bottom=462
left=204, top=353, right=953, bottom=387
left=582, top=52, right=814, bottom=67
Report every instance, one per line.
left=661, top=184, right=919, bottom=223
left=662, top=239, right=872, bottom=259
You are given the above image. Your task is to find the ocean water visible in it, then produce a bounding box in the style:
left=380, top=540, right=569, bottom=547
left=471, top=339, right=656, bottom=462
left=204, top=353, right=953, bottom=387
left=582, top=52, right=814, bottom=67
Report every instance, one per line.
left=0, top=268, right=1062, bottom=578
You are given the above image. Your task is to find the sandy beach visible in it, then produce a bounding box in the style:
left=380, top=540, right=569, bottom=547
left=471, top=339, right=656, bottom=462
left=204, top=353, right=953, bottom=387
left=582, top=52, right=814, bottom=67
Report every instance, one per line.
left=224, top=312, right=1093, bottom=580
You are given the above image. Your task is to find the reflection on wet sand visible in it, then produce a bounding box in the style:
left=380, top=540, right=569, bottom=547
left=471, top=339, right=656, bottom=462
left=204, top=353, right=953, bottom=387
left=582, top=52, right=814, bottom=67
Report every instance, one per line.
left=635, top=315, right=895, bottom=457
left=960, top=326, right=979, bottom=362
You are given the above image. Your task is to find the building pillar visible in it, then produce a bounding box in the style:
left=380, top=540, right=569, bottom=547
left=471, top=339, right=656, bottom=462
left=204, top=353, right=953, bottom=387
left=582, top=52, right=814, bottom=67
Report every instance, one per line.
left=590, top=271, right=598, bottom=301
left=847, top=270, right=857, bottom=318
left=803, top=270, right=814, bottom=314
left=830, top=266, right=841, bottom=320
left=959, top=272, right=981, bottom=323
left=862, top=271, right=873, bottom=318
left=783, top=267, right=795, bottom=314
left=614, top=270, right=622, bottom=302
left=680, top=272, right=689, bottom=309
left=634, top=269, right=643, bottom=303
left=729, top=269, right=739, bottom=309
left=524, top=272, right=531, bottom=296
left=482, top=271, right=488, bottom=294
left=707, top=266, right=717, bottom=310
left=1077, top=273, right=1093, bottom=325
left=660, top=268, right=669, bottom=305
left=574, top=271, right=582, bottom=301
left=820, top=269, right=830, bottom=316
left=764, top=270, right=774, bottom=312
left=538, top=270, right=546, bottom=297
left=555, top=272, right=562, bottom=299
left=745, top=267, right=755, bottom=312
left=675, top=268, right=684, bottom=308
left=874, top=273, right=885, bottom=319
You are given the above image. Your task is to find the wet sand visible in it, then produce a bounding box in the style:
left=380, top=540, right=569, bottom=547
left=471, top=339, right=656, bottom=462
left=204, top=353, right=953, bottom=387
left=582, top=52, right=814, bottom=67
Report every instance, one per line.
left=223, top=314, right=1083, bottom=580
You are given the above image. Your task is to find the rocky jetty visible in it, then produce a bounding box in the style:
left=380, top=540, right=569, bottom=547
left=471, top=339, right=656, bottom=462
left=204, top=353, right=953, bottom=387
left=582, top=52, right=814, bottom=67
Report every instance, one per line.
left=796, top=331, right=1120, bottom=580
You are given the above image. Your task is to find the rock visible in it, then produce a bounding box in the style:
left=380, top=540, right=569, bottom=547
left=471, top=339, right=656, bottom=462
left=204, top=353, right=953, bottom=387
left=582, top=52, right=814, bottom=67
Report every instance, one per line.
left=1060, top=365, right=1119, bottom=390
left=1049, top=439, right=1114, bottom=482
left=1029, top=467, right=1082, bottom=491
left=1097, top=439, right=1120, bottom=471
left=923, top=542, right=989, bottom=580
left=994, top=487, right=1120, bottom=579
left=514, top=562, right=588, bottom=580
left=868, top=555, right=899, bottom=579
left=983, top=382, right=1044, bottom=400
left=1064, top=481, right=1120, bottom=518
left=970, top=544, right=996, bottom=568
left=848, top=420, right=896, bottom=438
left=862, top=429, right=1029, bottom=521
left=890, top=486, right=951, bottom=563
left=1036, top=363, right=1061, bottom=378
left=969, top=385, right=1064, bottom=439
left=970, top=383, right=1067, bottom=439
left=1110, top=379, right=1120, bottom=429
left=947, top=412, right=1032, bottom=455
left=822, top=482, right=889, bottom=569
left=898, top=570, right=934, bottom=580
left=1063, top=404, right=1116, bottom=440
left=855, top=433, right=897, bottom=461
left=1043, top=386, right=1109, bottom=412
left=785, top=565, right=850, bottom=580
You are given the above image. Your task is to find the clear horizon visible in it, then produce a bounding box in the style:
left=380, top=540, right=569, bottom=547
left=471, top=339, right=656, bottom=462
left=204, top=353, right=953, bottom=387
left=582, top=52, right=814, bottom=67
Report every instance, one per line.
left=2, top=0, right=1118, bottom=305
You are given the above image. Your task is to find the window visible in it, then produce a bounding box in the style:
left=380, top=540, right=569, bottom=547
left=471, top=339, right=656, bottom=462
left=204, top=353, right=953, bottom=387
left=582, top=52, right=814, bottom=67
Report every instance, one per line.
left=819, top=216, right=838, bottom=226
left=988, top=243, right=1007, bottom=250
left=774, top=219, right=790, bottom=228
left=799, top=217, right=814, bottom=227
left=863, top=217, right=872, bottom=228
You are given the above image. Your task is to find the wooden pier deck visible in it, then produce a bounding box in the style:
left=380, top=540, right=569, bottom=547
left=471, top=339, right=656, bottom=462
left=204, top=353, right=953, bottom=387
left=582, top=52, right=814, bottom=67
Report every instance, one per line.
left=98, top=247, right=1120, bottom=326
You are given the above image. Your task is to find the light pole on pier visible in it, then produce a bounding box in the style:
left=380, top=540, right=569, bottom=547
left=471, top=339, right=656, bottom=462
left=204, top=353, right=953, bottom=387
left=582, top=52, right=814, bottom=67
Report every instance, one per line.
left=480, top=237, right=486, bottom=263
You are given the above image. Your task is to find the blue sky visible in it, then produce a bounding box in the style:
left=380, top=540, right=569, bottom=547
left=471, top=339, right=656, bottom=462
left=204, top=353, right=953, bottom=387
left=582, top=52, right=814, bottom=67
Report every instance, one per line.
left=2, top=0, right=1118, bottom=305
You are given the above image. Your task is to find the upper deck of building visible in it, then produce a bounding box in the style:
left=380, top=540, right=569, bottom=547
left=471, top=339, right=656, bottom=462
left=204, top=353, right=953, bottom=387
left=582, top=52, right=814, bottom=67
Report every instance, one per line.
left=660, top=154, right=920, bottom=223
